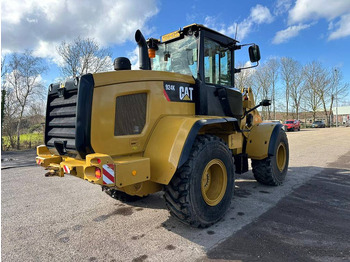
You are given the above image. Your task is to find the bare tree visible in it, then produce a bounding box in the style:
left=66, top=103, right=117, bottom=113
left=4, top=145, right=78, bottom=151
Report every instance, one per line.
left=327, top=68, right=349, bottom=126
left=303, top=61, right=334, bottom=126
left=254, top=63, right=272, bottom=120
left=288, top=59, right=304, bottom=120
left=57, top=37, right=112, bottom=78
left=265, top=58, right=279, bottom=120
left=2, top=55, right=9, bottom=148
left=234, top=62, right=254, bottom=90
left=6, top=50, right=47, bottom=149
left=2, top=87, right=19, bottom=149
left=280, top=57, right=294, bottom=119
left=302, top=61, right=324, bottom=122
left=1, top=55, right=8, bottom=130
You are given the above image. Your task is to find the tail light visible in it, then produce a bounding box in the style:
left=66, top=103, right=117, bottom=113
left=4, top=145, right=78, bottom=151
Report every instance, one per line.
left=95, top=167, right=102, bottom=179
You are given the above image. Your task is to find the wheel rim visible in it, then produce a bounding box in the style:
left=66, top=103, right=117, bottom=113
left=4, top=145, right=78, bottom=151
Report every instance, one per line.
left=201, top=159, right=227, bottom=206
left=276, top=143, right=287, bottom=172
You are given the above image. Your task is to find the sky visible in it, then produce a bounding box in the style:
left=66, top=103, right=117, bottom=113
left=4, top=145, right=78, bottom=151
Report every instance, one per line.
left=1, top=0, right=350, bottom=104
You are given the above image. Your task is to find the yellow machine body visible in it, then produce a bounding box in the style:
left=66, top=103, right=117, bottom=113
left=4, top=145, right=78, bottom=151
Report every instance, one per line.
left=37, top=25, right=281, bottom=197
left=37, top=70, right=277, bottom=196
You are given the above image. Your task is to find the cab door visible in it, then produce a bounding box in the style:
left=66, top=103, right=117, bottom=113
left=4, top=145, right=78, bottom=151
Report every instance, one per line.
left=197, top=33, right=242, bottom=118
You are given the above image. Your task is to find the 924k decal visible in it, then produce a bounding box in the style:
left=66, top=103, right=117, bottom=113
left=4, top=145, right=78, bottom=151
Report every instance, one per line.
left=163, top=82, right=195, bottom=103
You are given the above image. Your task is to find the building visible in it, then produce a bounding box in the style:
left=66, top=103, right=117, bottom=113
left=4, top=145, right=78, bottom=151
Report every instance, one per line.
left=333, top=106, right=350, bottom=126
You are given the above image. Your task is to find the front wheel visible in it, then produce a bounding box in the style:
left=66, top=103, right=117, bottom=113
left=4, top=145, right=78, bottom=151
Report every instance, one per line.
left=252, top=130, right=289, bottom=186
left=164, top=135, right=235, bottom=228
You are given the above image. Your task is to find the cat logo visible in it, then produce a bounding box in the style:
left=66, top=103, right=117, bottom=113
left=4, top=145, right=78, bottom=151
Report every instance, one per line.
left=179, top=86, right=193, bottom=101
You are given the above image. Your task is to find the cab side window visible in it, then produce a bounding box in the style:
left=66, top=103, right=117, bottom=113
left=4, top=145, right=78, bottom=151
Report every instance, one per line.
left=204, top=38, right=232, bottom=86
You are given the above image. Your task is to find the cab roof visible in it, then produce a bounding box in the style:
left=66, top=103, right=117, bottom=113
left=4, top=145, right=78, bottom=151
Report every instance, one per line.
left=161, top=23, right=239, bottom=44
left=184, top=24, right=238, bottom=42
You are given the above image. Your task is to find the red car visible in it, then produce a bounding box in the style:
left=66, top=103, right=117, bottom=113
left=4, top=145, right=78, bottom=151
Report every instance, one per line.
left=284, top=119, right=300, bottom=131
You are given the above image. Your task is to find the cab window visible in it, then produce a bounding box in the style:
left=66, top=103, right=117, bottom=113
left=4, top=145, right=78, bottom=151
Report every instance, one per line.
left=204, top=38, right=232, bottom=86
left=151, top=35, right=198, bottom=77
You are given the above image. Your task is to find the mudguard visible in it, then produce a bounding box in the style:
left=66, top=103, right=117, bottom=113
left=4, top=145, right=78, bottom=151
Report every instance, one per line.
left=144, top=116, right=238, bottom=185
left=246, top=123, right=284, bottom=160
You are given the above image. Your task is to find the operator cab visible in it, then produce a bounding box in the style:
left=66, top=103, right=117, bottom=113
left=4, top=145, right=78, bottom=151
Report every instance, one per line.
left=146, top=24, right=260, bottom=117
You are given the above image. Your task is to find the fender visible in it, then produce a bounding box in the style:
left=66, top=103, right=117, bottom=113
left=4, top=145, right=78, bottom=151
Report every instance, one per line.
left=144, top=116, right=239, bottom=185
left=246, top=123, right=284, bottom=160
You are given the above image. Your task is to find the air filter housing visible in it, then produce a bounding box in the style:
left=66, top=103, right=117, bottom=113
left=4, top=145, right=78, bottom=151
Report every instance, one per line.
left=114, top=57, right=131, bottom=70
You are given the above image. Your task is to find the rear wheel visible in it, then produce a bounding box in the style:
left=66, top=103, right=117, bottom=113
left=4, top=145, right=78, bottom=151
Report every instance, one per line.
left=164, top=135, right=235, bottom=228
left=252, top=130, right=289, bottom=186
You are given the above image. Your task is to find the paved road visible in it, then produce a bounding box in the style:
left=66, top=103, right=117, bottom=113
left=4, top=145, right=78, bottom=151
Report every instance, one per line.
left=1, top=128, right=350, bottom=261
left=1, top=149, right=37, bottom=169
left=205, top=151, right=350, bottom=262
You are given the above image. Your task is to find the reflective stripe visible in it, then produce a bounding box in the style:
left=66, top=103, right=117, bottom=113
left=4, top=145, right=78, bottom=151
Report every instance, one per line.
left=63, top=165, right=70, bottom=174
left=103, top=174, right=113, bottom=185
left=103, top=164, right=115, bottom=185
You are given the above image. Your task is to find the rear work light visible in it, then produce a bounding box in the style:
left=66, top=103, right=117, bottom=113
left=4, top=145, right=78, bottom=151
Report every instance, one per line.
left=95, top=167, right=102, bottom=179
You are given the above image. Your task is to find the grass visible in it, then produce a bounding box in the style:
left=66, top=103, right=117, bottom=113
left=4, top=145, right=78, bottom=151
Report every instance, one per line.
left=2, top=133, right=44, bottom=150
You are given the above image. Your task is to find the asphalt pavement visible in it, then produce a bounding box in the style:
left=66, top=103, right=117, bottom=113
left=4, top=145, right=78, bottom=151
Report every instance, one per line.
left=1, top=128, right=350, bottom=262
left=205, top=151, right=350, bottom=262
left=1, top=149, right=37, bottom=169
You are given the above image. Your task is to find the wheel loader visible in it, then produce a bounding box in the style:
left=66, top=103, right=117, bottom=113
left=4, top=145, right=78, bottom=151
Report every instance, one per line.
left=36, top=24, right=289, bottom=227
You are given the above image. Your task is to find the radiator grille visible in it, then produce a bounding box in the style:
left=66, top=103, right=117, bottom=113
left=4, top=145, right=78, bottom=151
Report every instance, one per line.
left=114, top=93, right=147, bottom=136
left=45, top=75, right=94, bottom=159
left=45, top=83, right=78, bottom=157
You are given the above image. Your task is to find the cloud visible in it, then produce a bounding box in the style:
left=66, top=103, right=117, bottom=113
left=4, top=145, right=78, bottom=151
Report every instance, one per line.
left=204, top=4, right=273, bottom=41
left=286, top=0, right=350, bottom=40
left=272, top=23, right=312, bottom=44
left=274, top=0, right=293, bottom=16
left=288, top=0, right=350, bottom=24
left=237, top=5, right=274, bottom=40
left=129, top=47, right=140, bottom=70
left=203, top=16, right=228, bottom=35
left=250, top=5, right=274, bottom=24
left=1, top=0, right=159, bottom=62
left=328, top=14, right=350, bottom=40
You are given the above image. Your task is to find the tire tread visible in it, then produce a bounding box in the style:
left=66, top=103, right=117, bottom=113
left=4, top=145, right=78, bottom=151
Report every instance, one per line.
left=164, top=135, right=233, bottom=228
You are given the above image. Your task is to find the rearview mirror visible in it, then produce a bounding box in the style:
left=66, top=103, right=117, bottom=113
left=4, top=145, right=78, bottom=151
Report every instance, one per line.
left=249, top=45, right=261, bottom=63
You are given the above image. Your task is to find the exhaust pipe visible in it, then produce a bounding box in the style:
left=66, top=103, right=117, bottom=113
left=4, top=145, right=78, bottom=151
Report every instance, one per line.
left=135, top=30, right=151, bottom=70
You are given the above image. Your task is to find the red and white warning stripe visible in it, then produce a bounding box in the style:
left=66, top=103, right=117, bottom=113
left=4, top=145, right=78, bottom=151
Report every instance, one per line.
left=63, top=165, right=70, bottom=174
left=103, top=164, right=115, bottom=185
left=37, top=158, right=42, bottom=165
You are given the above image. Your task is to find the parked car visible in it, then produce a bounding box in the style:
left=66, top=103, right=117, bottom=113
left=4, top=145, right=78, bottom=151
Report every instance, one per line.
left=312, top=120, right=326, bottom=128
left=284, top=119, right=301, bottom=131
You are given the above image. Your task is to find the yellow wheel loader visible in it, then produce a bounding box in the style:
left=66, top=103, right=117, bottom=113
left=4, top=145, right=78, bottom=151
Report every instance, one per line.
left=36, top=24, right=289, bottom=227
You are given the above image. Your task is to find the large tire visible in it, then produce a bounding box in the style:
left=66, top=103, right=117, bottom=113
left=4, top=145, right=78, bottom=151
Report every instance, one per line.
left=104, top=189, right=146, bottom=202
left=164, top=135, right=235, bottom=228
left=252, top=130, right=289, bottom=186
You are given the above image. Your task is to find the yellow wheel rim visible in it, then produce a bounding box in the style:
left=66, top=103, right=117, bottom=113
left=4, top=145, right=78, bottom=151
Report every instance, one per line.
left=276, top=143, right=287, bottom=172
left=201, top=159, right=227, bottom=206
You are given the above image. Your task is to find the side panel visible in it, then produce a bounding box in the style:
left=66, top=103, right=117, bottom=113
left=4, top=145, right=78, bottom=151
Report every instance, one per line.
left=144, top=116, right=238, bottom=185
left=246, top=123, right=283, bottom=160
left=90, top=72, right=195, bottom=157
left=144, top=116, right=199, bottom=185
